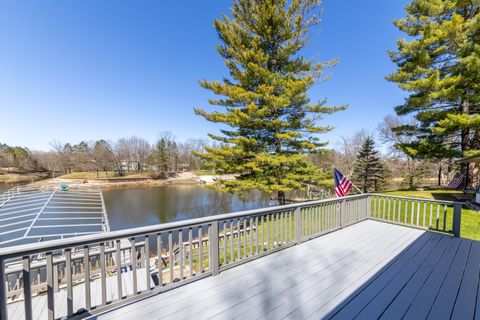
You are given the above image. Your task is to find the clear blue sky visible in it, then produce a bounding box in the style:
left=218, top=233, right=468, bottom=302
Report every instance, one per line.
left=0, top=0, right=409, bottom=151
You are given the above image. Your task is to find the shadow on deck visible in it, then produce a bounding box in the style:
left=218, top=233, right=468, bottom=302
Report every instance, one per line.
left=89, top=220, right=480, bottom=320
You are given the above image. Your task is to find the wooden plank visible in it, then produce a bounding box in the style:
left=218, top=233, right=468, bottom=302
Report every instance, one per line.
left=403, top=237, right=462, bottom=319
left=320, top=231, right=435, bottom=319
left=260, top=229, right=420, bottom=320
left=378, top=236, right=460, bottom=319
left=451, top=241, right=480, bottom=319
left=95, top=220, right=389, bottom=320
left=426, top=239, right=471, bottom=319
left=352, top=235, right=451, bottom=320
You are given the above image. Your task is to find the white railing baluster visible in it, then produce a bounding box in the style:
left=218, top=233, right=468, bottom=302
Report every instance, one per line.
left=249, top=218, right=253, bottom=253
left=188, top=229, right=193, bottom=277
left=243, top=219, right=247, bottom=256
left=443, top=204, right=447, bottom=230
left=230, top=220, right=234, bottom=261
left=168, top=232, right=173, bottom=284
left=416, top=201, right=420, bottom=226
left=178, top=231, right=183, bottom=281
left=115, top=240, right=123, bottom=298
left=423, top=202, right=426, bottom=227
left=66, top=249, right=73, bottom=317
left=255, top=216, right=259, bottom=254
left=84, top=246, right=91, bottom=310
left=100, top=242, right=107, bottom=305
left=145, top=235, right=151, bottom=289
left=198, top=227, right=203, bottom=273
left=436, top=204, right=440, bottom=229
left=131, top=238, right=138, bottom=294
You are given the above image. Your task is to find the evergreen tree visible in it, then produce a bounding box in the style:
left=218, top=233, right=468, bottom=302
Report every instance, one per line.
left=194, top=0, right=346, bottom=204
left=387, top=0, right=480, bottom=174
left=155, top=139, right=169, bottom=176
left=352, top=138, right=385, bottom=192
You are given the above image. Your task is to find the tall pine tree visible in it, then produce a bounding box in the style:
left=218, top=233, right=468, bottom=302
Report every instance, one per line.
left=194, top=0, right=346, bottom=204
left=387, top=0, right=480, bottom=177
left=155, top=139, right=169, bottom=176
left=352, top=138, right=385, bottom=192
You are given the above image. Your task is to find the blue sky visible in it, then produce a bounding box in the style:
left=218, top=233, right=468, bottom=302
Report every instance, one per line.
left=0, top=1, right=409, bottom=151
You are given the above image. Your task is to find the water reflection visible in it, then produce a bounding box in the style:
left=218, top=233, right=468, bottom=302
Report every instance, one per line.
left=103, top=185, right=273, bottom=231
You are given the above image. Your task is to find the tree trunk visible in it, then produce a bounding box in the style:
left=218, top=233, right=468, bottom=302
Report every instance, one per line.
left=460, top=99, right=470, bottom=188
left=277, top=191, right=286, bottom=205
left=437, top=165, right=442, bottom=186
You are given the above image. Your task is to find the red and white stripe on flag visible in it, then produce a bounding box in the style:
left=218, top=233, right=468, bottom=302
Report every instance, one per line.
left=334, top=168, right=353, bottom=198
left=335, top=177, right=352, bottom=197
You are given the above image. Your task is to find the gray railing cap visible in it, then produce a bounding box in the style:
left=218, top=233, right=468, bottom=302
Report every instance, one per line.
left=370, top=193, right=463, bottom=205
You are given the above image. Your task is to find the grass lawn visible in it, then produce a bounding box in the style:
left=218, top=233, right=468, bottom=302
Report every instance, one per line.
left=379, top=189, right=480, bottom=241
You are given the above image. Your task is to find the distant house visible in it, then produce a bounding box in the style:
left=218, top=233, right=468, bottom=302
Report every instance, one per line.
left=177, top=163, right=189, bottom=172
left=119, top=158, right=148, bottom=172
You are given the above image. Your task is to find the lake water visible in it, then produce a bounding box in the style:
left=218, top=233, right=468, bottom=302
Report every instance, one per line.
left=103, top=185, right=274, bottom=231
left=0, top=183, right=280, bottom=232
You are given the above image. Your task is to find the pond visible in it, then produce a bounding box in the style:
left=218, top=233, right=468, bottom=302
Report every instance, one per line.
left=103, top=185, right=275, bottom=231
left=0, top=183, right=317, bottom=232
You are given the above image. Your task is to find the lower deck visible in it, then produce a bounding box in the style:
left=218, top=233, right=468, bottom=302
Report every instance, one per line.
left=90, top=220, right=480, bottom=320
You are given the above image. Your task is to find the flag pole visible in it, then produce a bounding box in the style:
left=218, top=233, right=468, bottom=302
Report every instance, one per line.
left=332, top=165, right=364, bottom=194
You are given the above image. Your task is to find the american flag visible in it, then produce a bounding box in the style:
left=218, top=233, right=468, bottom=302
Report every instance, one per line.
left=334, top=168, right=352, bottom=198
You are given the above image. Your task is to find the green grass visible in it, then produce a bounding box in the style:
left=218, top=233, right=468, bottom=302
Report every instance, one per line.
left=378, top=190, right=480, bottom=241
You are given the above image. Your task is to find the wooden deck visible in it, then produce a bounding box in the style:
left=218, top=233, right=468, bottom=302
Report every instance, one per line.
left=88, top=220, right=480, bottom=320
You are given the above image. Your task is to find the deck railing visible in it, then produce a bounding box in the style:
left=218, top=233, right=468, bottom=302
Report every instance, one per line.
left=368, top=194, right=462, bottom=237
left=0, top=193, right=462, bottom=320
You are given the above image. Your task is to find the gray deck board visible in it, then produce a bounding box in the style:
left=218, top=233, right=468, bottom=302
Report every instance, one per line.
left=184, top=224, right=415, bottom=320
left=427, top=239, right=471, bottom=319
left=309, top=230, right=435, bottom=319
left=377, top=235, right=456, bottom=319
left=96, top=221, right=394, bottom=320
left=91, top=220, right=480, bottom=320
left=450, top=240, right=480, bottom=320
left=10, top=219, right=479, bottom=320
left=403, top=237, right=462, bottom=319
left=327, top=233, right=437, bottom=319
left=264, top=228, right=420, bottom=320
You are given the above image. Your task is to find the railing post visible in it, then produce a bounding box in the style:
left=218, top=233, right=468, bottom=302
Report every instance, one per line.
left=23, top=256, right=32, bottom=320
left=0, top=258, right=7, bottom=320
left=453, top=203, right=462, bottom=238
left=294, top=207, right=301, bottom=244
left=366, top=195, right=371, bottom=219
left=209, top=221, right=219, bottom=276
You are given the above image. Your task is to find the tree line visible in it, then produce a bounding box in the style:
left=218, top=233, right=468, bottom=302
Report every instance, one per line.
left=0, top=135, right=211, bottom=177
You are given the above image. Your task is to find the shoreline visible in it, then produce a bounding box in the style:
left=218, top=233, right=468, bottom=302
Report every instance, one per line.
left=0, top=171, right=233, bottom=189
left=29, top=176, right=204, bottom=190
